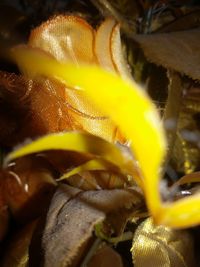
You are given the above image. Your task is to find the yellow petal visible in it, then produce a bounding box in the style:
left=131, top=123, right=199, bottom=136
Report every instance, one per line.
left=159, top=193, right=200, bottom=228
left=11, top=45, right=200, bottom=228
left=11, top=46, right=165, bottom=216
left=57, top=158, right=120, bottom=181
left=6, top=132, right=140, bottom=186
left=13, top=47, right=200, bottom=227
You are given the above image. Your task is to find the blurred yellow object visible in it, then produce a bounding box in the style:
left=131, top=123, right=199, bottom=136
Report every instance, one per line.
left=9, top=45, right=200, bottom=228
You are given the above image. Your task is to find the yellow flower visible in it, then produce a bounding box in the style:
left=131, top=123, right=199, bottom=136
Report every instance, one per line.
left=8, top=17, right=200, bottom=229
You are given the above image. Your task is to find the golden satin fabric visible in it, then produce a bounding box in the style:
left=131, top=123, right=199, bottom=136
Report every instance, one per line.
left=131, top=218, right=196, bottom=267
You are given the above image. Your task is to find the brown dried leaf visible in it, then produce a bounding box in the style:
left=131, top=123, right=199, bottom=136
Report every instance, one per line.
left=133, top=29, right=200, bottom=80
left=175, top=171, right=200, bottom=186
left=35, top=184, right=142, bottom=267
left=163, top=71, right=182, bottom=166
left=158, top=10, right=200, bottom=33
left=90, top=0, right=139, bottom=35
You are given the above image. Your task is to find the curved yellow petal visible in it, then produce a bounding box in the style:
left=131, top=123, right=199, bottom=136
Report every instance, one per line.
left=12, top=46, right=200, bottom=228
left=6, top=132, right=141, bottom=185
left=57, top=158, right=120, bottom=181
left=11, top=46, right=165, bottom=216
left=160, top=193, right=200, bottom=228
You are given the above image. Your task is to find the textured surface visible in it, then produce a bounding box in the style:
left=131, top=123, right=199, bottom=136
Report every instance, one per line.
left=132, top=218, right=196, bottom=267
left=40, top=185, right=142, bottom=267
left=133, top=29, right=200, bottom=80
